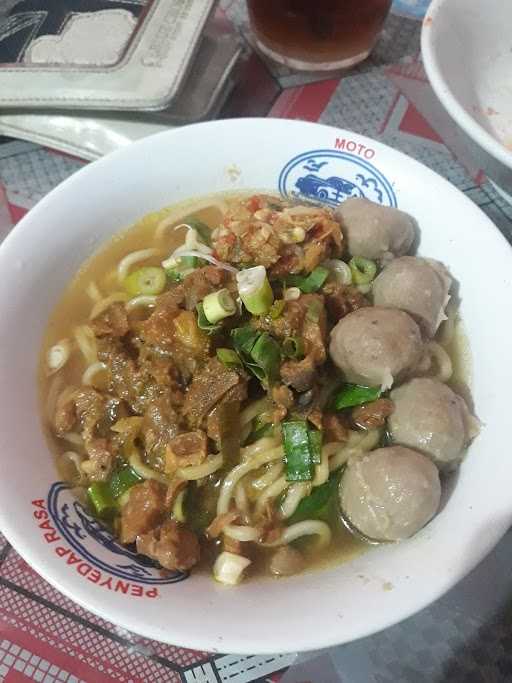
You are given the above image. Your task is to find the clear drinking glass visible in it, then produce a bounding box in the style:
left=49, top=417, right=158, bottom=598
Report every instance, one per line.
left=247, top=0, right=392, bottom=71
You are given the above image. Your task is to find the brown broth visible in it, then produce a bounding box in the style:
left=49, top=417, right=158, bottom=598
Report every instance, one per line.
left=39, top=192, right=470, bottom=582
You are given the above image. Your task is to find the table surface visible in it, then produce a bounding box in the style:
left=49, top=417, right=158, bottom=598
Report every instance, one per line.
left=1, top=1, right=512, bottom=682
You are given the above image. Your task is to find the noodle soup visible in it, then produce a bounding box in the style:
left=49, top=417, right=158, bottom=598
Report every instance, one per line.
left=40, top=192, right=476, bottom=585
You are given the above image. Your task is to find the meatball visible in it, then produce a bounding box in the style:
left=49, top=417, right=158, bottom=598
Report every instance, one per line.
left=334, top=198, right=415, bottom=261
left=389, top=378, right=473, bottom=469
left=373, top=256, right=451, bottom=337
left=339, top=446, right=441, bottom=541
left=329, top=306, right=423, bottom=389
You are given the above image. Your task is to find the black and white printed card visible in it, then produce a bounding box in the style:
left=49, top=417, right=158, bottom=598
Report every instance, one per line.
left=0, top=0, right=216, bottom=111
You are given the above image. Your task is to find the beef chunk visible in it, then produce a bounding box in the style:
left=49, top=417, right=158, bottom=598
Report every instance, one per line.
left=54, top=390, right=77, bottom=435
left=183, top=358, right=244, bottom=428
left=119, top=480, right=166, bottom=544
left=82, top=438, right=115, bottom=482
left=142, top=394, right=181, bottom=466
left=136, top=519, right=200, bottom=571
left=165, top=430, right=207, bottom=474
left=182, top=266, right=226, bottom=310
left=90, top=303, right=129, bottom=338
left=280, top=355, right=316, bottom=392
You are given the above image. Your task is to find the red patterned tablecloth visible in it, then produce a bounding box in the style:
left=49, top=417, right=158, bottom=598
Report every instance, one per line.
left=1, top=1, right=511, bottom=682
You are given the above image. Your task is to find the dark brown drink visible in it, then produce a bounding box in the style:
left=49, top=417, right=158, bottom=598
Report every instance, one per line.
left=247, top=0, right=392, bottom=71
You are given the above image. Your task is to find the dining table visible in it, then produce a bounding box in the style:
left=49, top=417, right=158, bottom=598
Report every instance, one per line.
left=0, top=1, right=511, bottom=681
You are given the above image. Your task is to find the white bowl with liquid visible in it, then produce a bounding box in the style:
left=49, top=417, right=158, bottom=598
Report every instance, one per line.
left=0, top=118, right=511, bottom=654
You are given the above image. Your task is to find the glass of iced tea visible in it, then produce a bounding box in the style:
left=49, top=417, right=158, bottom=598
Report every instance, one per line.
left=247, top=0, right=392, bottom=71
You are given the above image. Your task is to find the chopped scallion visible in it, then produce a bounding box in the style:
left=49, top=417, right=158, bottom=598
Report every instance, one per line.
left=332, top=383, right=381, bottom=410
left=287, top=471, right=340, bottom=524
left=269, top=299, right=285, bottom=319
left=183, top=217, right=211, bottom=245
left=282, top=420, right=314, bottom=482
left=87, top=482, right=116, bottom=517
left=231, top=326, right=260, bottom=356
left=282, top=336, right=304, bottom=359
left=236, top=265, right=274, bottom=315
left=349, top=257, right=377, bottom=285
left=247, top=332, right=281, bottom=385
left=202, top=288, right=237, bottom=324
left=124, top=266, right=166, bottom=296
left=216, top=348, right=243, bottom=369
left=284, top=266, right=329, bottom=294
left=109, top=466, right=143, bottom=500
left=308, top=428, right=322, bottom=465
left=196, top=302, right=221, bottom=334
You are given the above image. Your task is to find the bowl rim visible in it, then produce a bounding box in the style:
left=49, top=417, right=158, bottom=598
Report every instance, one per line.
left=1, top=117, right=512, bottom=654
left=421, top=0, right=512, bottom=171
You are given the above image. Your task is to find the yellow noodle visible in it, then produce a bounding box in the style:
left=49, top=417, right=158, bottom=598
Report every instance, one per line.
left=261, top=520, right=332, bottom=548
left=217, top=445, right=284, bottom=515
left=117, top=248, right=158, bottom=282
left=223, top=525, right=260, bottom=542
left=125, top=295, right=157, bottom=312
left=177, top=454, right=223, bottom=481
left=86, top=281, right=102, bottom=302
left=427, top=341, right=453, bottom=382
left=254, top=475, right=288, bottom=515
left=279, top=482, right=311, bottom=519
left=128, top=451, right=167, bottom=484
left=89, top=292, right=128, bottom=319
left=73, top=325, right=97, bottom=365
left=82, top=361, right=107, bottom=387
left=251, top=461, right=284, bottom=491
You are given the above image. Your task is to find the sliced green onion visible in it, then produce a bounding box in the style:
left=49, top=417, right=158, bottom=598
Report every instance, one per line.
left=285, top=266, right=329, bottom=294
left=124, top=266, right=166, bottom=296
left=216, top=348, right=243, bottom=369
left=88, top=482, right=116, bottom=517
left=109, top=466, right=143, bottom=500
left=245, top=415, right=273, bottom=445
left=282, top=420, right=314, bottom=482
left=231, top=326, right=260, bottom=356
left=305, top=299, right=323, bottom=323
left=308, top=428, right=322, bottom=465
left=269, top=299, right=285, bottom=320
left=163, top=255, right=198, bottom=282
left=202, top=288, right=237, bottom=324
left=196, top=302, right=221, bottom=334
left=183, top=217, right=211, bottom=245
left=332, top=383, right=381, bottom=410
left=248, top=332, right=281, bottom=385
left=282, top=336, right=305, bottom=359
left=232, top=327, right=281, bottom=385
left=287, top=471, right=339, bottom=525
left=349, top=257, right=377, bottom=285
left=236, top=265, right=274, bottom=315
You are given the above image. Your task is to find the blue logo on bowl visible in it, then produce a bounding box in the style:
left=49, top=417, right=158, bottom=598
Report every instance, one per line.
left=47, top=482, right=187, bottom=585
left=279, top=149, right=397, bottom=208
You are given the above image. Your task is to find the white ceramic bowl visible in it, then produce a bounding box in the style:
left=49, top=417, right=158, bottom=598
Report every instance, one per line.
left=421, top=0, right=512, bottom=201
left=0, top=118, right=511, bottom=654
